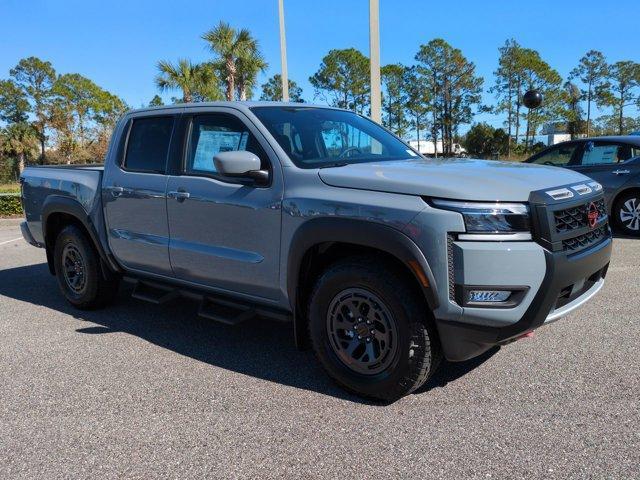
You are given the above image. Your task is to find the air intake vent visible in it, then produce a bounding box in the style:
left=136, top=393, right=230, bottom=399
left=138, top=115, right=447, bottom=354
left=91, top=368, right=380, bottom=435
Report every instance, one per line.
left=447, top=234, right=456, bottom=301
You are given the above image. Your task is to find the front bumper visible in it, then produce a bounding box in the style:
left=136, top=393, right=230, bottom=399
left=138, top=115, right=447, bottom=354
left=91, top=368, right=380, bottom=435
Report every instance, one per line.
left=436, top=236, right=611, bottom=361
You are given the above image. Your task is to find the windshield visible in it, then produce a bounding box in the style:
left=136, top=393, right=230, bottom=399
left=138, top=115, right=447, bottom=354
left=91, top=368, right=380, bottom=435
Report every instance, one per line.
left=250, top=106, right=418, bottom=168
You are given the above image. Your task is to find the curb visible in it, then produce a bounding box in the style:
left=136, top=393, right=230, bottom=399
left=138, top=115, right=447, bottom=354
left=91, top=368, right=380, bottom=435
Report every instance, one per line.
left=0, top=217, right=23, bottom=226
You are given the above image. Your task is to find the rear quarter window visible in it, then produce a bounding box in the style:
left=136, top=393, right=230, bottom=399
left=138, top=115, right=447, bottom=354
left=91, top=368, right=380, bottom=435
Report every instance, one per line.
left=123, top=116, right=175, bottom=173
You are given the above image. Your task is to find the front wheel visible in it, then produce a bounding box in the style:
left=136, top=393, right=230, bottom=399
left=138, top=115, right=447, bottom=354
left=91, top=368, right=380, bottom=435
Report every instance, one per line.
left=53, top=225, right=119, bottom=309
left=308, top=257, right=441, bottom=402
left=613, top=191, right=640, bottom=236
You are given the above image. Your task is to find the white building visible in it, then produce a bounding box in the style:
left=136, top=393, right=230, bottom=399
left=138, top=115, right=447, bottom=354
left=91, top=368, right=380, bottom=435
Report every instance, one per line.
left=542, top=122, right=585, bottom=146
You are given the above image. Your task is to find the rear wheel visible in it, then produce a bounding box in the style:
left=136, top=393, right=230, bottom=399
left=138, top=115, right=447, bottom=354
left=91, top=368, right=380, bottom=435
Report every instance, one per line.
left=613, top=191, right=640, bottom=236
left=308, top=256, right=441, bottom=402
left=53, top=225, right=119, bottom=309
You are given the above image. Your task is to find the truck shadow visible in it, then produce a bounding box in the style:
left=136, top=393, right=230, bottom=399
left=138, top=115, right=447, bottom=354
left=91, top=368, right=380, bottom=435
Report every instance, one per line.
left=0, top=262, right=496, bottom=404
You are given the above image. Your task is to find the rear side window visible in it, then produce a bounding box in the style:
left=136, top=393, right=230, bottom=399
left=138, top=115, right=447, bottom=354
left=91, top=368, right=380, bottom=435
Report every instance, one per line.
left=124, top=116, right=175, bottom=173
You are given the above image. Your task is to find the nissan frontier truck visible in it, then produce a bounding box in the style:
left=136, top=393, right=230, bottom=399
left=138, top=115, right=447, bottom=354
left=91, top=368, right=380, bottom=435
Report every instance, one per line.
left=20, top=102, right=612, bottom=400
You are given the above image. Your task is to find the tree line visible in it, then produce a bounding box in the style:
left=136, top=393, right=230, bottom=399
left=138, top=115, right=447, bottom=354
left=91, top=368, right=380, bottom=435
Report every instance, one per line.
left=2, top=25, right=640, bottom=180
left=0, top=57, right=127, bottom=179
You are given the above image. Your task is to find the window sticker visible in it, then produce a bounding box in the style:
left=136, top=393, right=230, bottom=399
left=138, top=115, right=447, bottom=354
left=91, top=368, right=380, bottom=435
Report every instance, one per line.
left=192, top=129, right=243, bottom=171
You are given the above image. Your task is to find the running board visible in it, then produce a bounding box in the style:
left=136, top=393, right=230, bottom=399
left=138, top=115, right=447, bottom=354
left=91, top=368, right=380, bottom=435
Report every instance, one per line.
left=198, top=297, right=256, bottom=325
left=123, top=276, right=292, bottom=325
left=131, top=281, right=178, bottom=305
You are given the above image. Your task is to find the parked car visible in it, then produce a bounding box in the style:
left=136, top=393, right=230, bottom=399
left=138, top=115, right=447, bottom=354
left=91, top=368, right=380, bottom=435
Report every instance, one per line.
left=526, top=136, right=640, bottom=236
left=20, top=102, right=612, bottom=401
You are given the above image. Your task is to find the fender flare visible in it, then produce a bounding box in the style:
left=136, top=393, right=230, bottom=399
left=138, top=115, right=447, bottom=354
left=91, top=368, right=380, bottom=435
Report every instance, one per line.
left=287, top=218, right=439, bottom=347
left=41, top=195, right=119, bottom=276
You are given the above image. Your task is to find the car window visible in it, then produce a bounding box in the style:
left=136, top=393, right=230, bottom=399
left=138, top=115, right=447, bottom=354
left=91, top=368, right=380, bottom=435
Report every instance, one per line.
left=124, top=116, right=175, bottom=173
left=529, top=144, right=577, bottom=167
left=581, top=142, right=621, bottom=165
left=251, top=107, right=416, bottom=168
left=580, top=142, right=640, bottom=166
left=186, top=114, right=268, bottom=175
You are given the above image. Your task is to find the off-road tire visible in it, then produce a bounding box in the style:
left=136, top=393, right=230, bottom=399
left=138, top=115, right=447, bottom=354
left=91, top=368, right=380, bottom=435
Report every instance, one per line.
left=308, top=256, right=441, bottom=402
left=53, top=225, right=119, bottom=309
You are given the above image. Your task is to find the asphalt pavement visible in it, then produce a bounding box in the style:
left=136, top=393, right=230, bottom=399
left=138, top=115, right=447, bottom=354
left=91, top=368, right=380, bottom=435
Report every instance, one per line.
left=1, top=218, right=638, bottom=479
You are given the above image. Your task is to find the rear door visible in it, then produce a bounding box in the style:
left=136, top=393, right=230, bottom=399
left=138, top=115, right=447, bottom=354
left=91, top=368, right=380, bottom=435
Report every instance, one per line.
left=571, top=140, right=640, bottom=203
left=102, top=111, right=178, bottom=275
left=165, top=108, right=283, bottom=300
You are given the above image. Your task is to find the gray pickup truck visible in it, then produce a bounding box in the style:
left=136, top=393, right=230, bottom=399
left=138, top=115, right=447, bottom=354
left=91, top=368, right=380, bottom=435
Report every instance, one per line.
left=20, top=102, right=612, bottom=401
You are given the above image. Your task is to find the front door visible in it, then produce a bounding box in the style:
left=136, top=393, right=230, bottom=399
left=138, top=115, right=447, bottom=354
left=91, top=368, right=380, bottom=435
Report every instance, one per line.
left=165, top=109, right=283, bottom=301
left=102, top=113, right=177, bottom=275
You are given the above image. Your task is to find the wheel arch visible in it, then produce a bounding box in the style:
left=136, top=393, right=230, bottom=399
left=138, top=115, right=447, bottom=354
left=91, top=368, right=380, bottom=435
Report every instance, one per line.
left=611, top=186, right=640, bottom=209
left=287, top=218, right=439, bottom=348
left=610, top=186, right=640, bottom=227
left=42, top=196, right=118, bottom=278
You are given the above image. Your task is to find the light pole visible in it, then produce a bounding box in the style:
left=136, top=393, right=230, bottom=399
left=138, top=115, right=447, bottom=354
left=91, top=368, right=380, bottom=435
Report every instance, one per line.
left=278, top=0, right=289, bottom=102
left=369, top=0, right=382, bottom=123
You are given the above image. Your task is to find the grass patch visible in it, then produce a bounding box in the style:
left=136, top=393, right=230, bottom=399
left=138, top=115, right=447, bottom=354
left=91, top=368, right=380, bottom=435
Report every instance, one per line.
left=0, top=183, right=20, bottom=193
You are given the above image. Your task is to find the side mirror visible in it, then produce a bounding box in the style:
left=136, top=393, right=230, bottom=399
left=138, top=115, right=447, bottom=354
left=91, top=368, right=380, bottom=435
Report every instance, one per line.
left=213, top=150, right=269, bottom=185
left=523, top=90, right=543, bottom=109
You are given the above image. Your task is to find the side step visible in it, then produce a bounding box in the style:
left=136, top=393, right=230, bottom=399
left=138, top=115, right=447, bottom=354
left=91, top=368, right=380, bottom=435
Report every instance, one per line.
left=125, top=277, right=291, bottom=326
left=198, top=297, right=256, bottom=326
left=131, top=281, right=178, bottom=305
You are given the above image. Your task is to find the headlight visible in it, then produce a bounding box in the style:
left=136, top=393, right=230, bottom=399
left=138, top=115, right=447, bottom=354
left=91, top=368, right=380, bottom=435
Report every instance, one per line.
left=430, top=199, right=530, bottom=233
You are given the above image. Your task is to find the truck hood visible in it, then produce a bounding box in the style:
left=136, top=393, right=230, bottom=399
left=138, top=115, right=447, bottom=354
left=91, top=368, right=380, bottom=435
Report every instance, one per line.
left=318, top=157, right=591, bottom=202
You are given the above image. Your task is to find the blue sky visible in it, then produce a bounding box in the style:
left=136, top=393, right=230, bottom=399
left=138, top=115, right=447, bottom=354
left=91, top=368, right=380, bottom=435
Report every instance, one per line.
left=1, top=0, right=639, bottom=131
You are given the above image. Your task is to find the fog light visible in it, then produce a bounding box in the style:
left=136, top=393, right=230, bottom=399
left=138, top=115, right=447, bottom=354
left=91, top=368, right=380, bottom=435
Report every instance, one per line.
left=456, top=285, right=529, bottom=308
left=468, top=290, right=511, bottom=303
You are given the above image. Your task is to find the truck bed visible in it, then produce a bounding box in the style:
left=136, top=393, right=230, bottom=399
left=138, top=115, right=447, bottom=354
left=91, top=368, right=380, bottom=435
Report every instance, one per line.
left=21, top=164, right=105, bottom=246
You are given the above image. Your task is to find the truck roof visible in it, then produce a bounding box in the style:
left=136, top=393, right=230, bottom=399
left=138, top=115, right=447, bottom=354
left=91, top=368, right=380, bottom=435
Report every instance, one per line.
left=126, top=101, right=342, bottom=116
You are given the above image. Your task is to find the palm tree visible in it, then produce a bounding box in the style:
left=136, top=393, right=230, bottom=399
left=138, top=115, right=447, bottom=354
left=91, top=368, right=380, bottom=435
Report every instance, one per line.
left=1, top=122, right=39, bottom=174
left=155, top=59, right=217, bottom=103
left=236, top=51, right=268, bottom=100
left=202, top=22, right=259, bottom=101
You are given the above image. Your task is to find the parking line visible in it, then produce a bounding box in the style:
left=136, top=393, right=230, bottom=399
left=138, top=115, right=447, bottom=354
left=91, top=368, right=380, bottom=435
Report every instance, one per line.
left=0, top=237, right=23, bottom=246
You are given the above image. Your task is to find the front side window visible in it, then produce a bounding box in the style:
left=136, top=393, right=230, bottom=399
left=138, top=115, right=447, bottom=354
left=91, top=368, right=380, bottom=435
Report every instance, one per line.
left=124, top=116, right=174, bottom=173
left=580, top=142, right=639, bottom=166
left=186, top=114, right=267, bottom=174
left=529, top=144, right=577, bottom=167
left=251, top=106, right=416, bottom=168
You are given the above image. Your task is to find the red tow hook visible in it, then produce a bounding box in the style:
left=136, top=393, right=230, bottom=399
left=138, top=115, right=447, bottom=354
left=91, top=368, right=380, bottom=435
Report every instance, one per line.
left=517, top=331, right=535, bottom=340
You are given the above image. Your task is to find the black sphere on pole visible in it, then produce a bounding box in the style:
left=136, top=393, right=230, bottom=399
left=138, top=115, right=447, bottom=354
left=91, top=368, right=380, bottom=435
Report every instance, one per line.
left=523, top=90, right=543, bottom=109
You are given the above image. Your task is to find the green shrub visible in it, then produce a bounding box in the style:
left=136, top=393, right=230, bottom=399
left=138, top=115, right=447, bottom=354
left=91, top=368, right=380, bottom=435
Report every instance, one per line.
left=0, top=194, right=23, bottom=216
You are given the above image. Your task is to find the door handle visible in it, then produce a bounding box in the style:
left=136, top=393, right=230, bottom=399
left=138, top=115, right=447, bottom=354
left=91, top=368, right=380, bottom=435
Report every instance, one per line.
left=168, top=190, right=190, bottom=202
left=613, top=169, right=630, bottom=175
left=108, top=186, right=125, bottom=197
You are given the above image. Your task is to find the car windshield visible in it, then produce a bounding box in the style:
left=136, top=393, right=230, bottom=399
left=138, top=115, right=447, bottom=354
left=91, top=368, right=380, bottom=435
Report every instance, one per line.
left=250, top=106, right=418, bottom=168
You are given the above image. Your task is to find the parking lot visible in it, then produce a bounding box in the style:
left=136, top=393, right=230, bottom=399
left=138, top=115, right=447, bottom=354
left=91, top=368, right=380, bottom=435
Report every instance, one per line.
left=0, top=218, right=638, bottom=479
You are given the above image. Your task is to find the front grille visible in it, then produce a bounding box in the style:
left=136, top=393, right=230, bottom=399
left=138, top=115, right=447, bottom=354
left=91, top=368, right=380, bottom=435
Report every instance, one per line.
left=562, top=225, right=608, bottom=252
left=530, top=188, right=611, bottom=254
left=554, top=199, right=606, bottom=233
